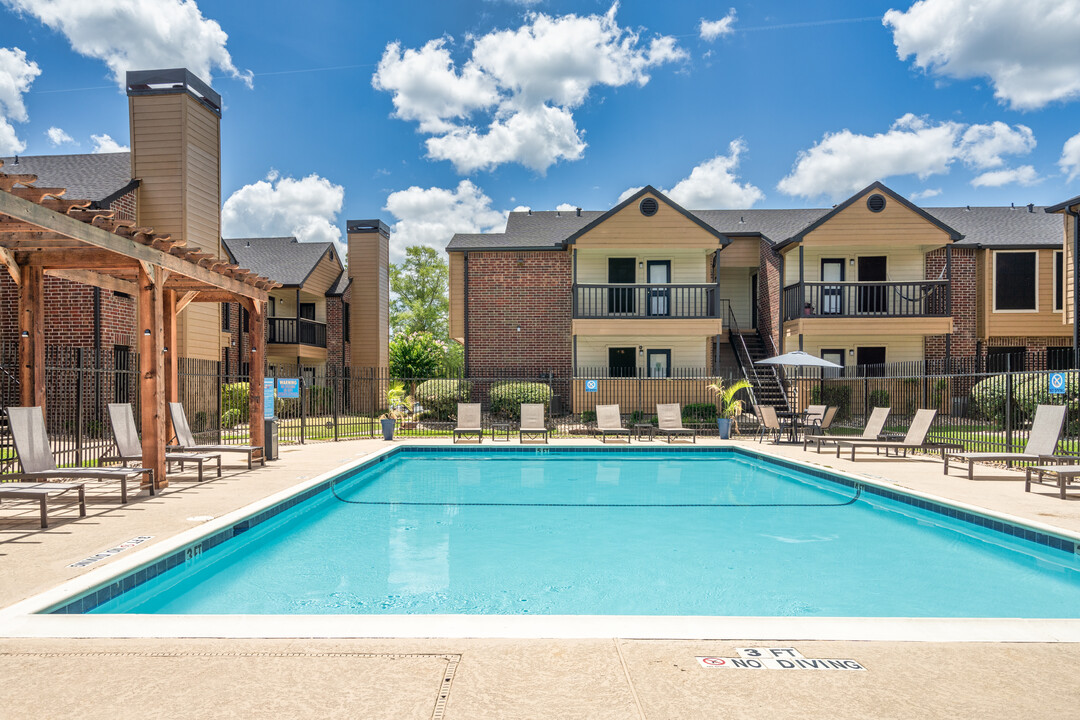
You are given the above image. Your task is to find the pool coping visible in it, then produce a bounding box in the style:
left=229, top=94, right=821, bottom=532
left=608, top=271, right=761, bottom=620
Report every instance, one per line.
left=3, top=443, right=1080, bottom=642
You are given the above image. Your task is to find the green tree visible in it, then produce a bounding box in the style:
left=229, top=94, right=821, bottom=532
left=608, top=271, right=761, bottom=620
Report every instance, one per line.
left=390, top=245, right=449, bottom=338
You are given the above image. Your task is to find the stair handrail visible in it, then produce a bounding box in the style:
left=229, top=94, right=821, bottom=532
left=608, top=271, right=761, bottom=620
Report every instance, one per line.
left=724, top=304, right=759, bottom=408
left=758, top=322, right=791, bottom=411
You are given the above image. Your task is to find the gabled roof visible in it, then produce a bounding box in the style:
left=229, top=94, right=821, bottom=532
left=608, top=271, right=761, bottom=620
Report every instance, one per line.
left=0, top=152, right=136, bottom=205
left=1046, top=194, right=1080, bottom=214
left=694, top=208, right=830, bottom=244
left=222, top=236, right=340, bottom=287
left=772, top=181, right=963, bottom=249
left=327, top=271, right=351, bottom=296
left=564, top=185, right=728, bottom=245
left=935, top=206, right=1061, bottom=248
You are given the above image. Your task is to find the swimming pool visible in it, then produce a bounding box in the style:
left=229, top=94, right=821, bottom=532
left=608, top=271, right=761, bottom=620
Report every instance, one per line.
left=48, top=447, right=1080, bottom=619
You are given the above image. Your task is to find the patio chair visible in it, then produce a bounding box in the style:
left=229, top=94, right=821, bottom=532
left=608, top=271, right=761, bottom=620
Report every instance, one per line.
left=168, top=403, right=264, bottom=469
left=0, top=481, right=86, bottom=528
left=756, top=405, right=787, bottom=443
left=656, top=403, right=696, bottom=443
left=943, top=404, right=1067, bottom=480
left=804, top=407, right=889, bottom=453
left=519, top=403, right=549, bottom=444
left=453, top=403, right=483, bottom=443
left=804, top=404, right=827, bottom=427
left=806, top=406, right=837, bottom=434
left=1, top=406, right=153, bottom=503
left=102, top=403, right=221, bottom=482
left=596, top=404, right=630, bottom=443
left=834, top=409, right=962, bottom=462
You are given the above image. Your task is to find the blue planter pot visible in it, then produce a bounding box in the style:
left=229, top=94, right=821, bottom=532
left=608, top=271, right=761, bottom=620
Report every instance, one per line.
left=380, top=418, right=396, bottom=441
left=716, top=418, right=732, bottom=439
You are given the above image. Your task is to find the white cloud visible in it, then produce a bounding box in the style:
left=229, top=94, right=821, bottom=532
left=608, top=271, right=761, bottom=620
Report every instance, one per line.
left=664, top=139, right=764, bottom=208
left=1060, top=131, right=1080, bottom=181
left=372, top=3, right=686, bottom=173
left=616, top=186, right=644, bottom=203
left=90, top=133, right=129, bottom=153
left=971, top=165, right=1040, bottom=187
left=699, top=9, right=737, bottom=41
left=777, top=114, right=1039, bottom=200
left=884, top=0, right=1080, bottom=110
left=2, top=0, right=252, bottom=88
left=383, top=180, right=507, bottom=262
left=0, top=46, right=41, bottom=155
left=555, top=203, right=576, bottom=211
left=910, top=188, right=942, bottom=200
left=45, top=126, right=75, bottom=146
left=222, top=171, right=345, bottom=250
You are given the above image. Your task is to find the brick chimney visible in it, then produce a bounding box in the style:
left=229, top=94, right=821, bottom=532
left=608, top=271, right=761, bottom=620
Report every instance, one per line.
left=346, top=219, right=391, bottom=368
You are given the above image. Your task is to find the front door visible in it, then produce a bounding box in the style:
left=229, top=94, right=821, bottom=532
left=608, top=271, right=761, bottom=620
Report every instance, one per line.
left=646, top=260, right=670, bottom=316
left=821, top=259, right=845, bottom=315
left=856, top=346, right=886, bottom=375
left=858, top=256, right=887, bottom=314
left=646, top=349, right=671, bottom=378
left=607, top=258, right=636, bottom=315
left=821, top=349, right=845, bottom=378
left=608, top=347, right=637, bottom=377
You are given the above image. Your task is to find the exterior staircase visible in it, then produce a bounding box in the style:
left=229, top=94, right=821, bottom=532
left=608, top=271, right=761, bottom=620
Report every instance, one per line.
left=733, top=331, right=789, bottom=411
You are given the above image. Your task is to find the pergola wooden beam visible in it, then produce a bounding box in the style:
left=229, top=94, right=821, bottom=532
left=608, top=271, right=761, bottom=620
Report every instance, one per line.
left=0, top=245, right=18, bottom=285
left=0, top=190, right=270, bottom=301
left=175, top=291, right=198, bottom=313
left=138, top=263, right=167, bottom=490
left=44, top=268, right=138, bottom=295
left=18, top=264, right=44, bottom=410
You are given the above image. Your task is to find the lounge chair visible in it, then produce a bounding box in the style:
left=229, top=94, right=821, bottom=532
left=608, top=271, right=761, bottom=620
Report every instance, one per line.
left=168, top=402, right=264, bottom=469
left=0, top=481, right=86, bottom=528
left=1, top=406, right=153, bottom=503
left=1025, top=459, right=1080, bottom=499
left=834, top=409, right=962, bottom=461
left=453, top=403, right=483, bottom=443
left=756, top=406, right=788, bottom=443
left=804, top=406, right=889, bottom=453
left=656, top=403, right=696, bottom=443
left=519, top=403, right=549, bottom=443
left=943, top=404, right=1068, bottom=480
left=102, top=403, right=221, bottom=482
left=596, top=404, right=630, bottom=443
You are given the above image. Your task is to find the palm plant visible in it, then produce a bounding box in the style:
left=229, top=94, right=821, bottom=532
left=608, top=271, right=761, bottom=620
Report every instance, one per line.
left=707, top=378, right=753, bottom=434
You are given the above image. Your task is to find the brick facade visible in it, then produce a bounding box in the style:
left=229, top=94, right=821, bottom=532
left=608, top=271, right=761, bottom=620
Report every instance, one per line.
left=757, top=240, right=782, bottom=353
left=925, top=247, right=977, bottom=361
left=326, top=285, right=352, bottom=368
left=465, top=251, right=572, bottom=375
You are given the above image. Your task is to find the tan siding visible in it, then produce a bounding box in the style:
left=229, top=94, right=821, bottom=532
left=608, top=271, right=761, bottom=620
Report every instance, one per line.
left=796, top=334, right=925, bottom=365
left=348, top=230, right=390, bottom=367
left=572, top=318, right=723, bottom=336
left=782, top=246, right=926, bottom=285
left=575, top=335, right=708, bottom=371
left=717, top=236, right=759, bottom=266
left=1066, top=213, right=1075, bottom=325
left=717, top=266, right=754, bottom=328
left=984, top=247, right=1070, bottom=338
left=301, top=253, right=343, bottom=296
left=449, top=251, right=464, bottom=343
left=802, top=189, right=952, bottom=248
left=784, top=316, right=952, bottom=338
left=573, top=192, right=723, bottom=249
left=575, top=249, right=709, bottom=283
left=179, top=304, right=221, bottom=361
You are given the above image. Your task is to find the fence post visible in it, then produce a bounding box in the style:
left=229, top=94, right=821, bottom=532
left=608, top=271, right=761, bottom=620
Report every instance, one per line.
left=300, top=374, right=307, bottom=444
left=216, top=361, right=223, bottom=445
left=75, top=347, right=84, bottom=466
left=332, top=370, right=339, bottom=442
left=1005, top=354, right=1013, bottom=453
left=863, top=375, right=870, bottom=420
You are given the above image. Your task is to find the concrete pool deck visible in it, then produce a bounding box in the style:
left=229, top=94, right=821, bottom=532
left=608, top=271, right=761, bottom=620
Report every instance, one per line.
left=2, top=437, right=1080, bottom=718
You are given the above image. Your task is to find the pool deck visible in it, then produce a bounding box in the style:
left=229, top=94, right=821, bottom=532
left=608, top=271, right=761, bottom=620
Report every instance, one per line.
left=2, top=436, right=1080, bottom=718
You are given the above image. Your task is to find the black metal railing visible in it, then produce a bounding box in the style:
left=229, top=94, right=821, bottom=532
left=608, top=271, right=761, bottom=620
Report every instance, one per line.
left=782, top=280, right=949, bottom=322
left=267, top=317, right=327, bottom=348
left=574, top=283, right=721, bottom=319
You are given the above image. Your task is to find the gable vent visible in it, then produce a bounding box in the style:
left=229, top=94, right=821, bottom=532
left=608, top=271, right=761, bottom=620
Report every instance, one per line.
left=639, top=197, right=659, bottom=217
left=867, top=194, right=886, bottom=213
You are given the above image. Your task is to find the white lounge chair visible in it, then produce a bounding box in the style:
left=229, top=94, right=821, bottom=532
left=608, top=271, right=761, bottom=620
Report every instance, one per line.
left=519, top=403, right=549, bottom=443
left=453, top=403, right=483, bottom=443
left=169, top=402, right=264, bottom=469
left=944, top=404, right=1067, bottom=479
left=103, top=403, right=221, bottom=482
left=656, top=403, right=696, bottom=443
left=596, top=404, right=630, bottom=443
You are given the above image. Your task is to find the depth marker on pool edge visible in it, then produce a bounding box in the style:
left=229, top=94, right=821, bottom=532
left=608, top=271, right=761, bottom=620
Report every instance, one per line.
left=697, top=647, right=866, bottom=671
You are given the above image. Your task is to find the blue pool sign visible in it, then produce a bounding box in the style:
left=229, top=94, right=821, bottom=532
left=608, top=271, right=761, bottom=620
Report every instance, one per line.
left=277, top=378, right=301, bottom=398
left=1049, top=372, right=1067, bottom=395
left=263, top=378, right=276, bottom=419
left=585, top=379, right=598, bottom=392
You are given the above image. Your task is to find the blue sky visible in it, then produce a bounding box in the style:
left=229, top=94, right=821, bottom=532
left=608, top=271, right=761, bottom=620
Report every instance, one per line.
left=2, top=0, right=1079, bottom=259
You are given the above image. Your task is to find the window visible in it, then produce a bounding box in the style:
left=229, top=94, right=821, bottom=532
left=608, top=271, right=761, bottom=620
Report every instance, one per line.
left=343, top=302, right=350, bottom=342
left=856, top=346, right=886, bottom=376
left=821, top=349, right=845, bottom=378
left=994, top=251, right=1037, bottom=311
left=646, top=349, right=671, bottom=378
left=299, top=302, right=316, bottom=320
left=1055, top=251, right=1064, bottom=312
left=221, top=303, right=231, bottom=331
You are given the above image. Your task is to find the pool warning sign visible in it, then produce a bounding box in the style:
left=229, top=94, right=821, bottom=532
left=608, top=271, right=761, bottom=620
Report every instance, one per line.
left=697, top=647, right=866, bottom=671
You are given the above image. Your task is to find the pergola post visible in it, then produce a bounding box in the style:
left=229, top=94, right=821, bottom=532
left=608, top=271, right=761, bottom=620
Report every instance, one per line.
left=17, top=264, right=45, bottom=411
left=138, top=263, right=167, bottom=490
left=163, top=289, right=179, bottom=440
left=246, top=298, right=266, bottom=455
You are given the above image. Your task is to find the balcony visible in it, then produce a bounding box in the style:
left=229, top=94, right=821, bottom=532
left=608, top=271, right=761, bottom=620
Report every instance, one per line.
left=573, top=283, right=722, bottom=319
left=267, top=317, right=327, bottom=348
left=782, top=280, right=950, bottom=322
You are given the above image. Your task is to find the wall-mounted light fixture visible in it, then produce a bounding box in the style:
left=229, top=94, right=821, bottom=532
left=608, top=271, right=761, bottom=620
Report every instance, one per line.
left=251, top=347, right=257, bottom=353
left=144, top=329, right=151, bottom=336
left=20, top=330, right=28, bottom=338
left=848, top=349, right=854, bottom=356
left=516, top=325, right=522, bottom=332
left=638, top=345, right=644, bottom=356
left=163, top=347, right=169, bottom=354
left=638, top=261, right=643, bottom=269
left=849, top=258, right=855, bottom=266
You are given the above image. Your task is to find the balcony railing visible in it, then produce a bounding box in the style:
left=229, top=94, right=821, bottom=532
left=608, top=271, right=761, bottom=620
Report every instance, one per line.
left=782, top=280, right=949, bottom=322
left=573, top=283, right=721, bottom=319
left=267, top=317, right=327, bottom=348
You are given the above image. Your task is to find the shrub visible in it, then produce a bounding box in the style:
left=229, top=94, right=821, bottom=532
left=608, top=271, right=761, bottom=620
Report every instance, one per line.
left=489, top=381, right=553, bottom=419
left=221, top=382, right=250, bottom=424
left=868, top=389, right=890, bottom=409
left=810, top=384, right=851, bottom=421
left=1013, top=373, right=1080, bottom=430
left=581, top=410, right=597, bottom=423
left=969, top=374, right=1014, bottom=426
left=389, top=332, right=450, bottom=379
left=415, top=378, right=472, bottom=420
left=307, top=385, right=333, bottom=413
left=682, top=403, right=718, bottom=422
left=221, top=408, right=243, bottom=429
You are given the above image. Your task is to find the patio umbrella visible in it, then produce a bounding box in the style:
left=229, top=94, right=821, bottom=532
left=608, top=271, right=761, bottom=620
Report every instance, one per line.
left=754, top=351, right=842, bottom=368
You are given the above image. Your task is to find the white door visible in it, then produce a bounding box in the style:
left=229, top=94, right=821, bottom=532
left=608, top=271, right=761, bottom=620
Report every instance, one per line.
left=821, top=260, right=844, bottom=314
left=647, top=261, right=670, bottom=316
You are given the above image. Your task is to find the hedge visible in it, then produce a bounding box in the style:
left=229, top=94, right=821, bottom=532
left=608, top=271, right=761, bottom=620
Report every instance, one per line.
left=415, top=378, right=472, bottom=420
left=489, top=381, right=552, bottom=419
left=810, top=384, right=851, bottom=421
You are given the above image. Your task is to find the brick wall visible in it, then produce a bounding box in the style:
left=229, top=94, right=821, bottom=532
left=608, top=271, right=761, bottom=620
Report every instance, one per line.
left=984, top=335, right=1071, bottom=350
left=108, top=189, right=136, bottom=222
left=757, top=239, right=782, bottom=352
left=324, top=284, right=351, bottom=368
left=925, top=247, right=976, bottom=361
left=465, top=250, right=572, bottom=375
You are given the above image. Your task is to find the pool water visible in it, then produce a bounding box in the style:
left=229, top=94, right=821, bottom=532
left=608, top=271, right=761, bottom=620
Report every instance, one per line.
left=86, top=450, right=1080, bottom=617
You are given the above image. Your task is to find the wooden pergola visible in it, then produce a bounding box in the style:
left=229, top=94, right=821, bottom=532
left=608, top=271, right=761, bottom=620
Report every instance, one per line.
left=0, top=161, right=280, bottom=488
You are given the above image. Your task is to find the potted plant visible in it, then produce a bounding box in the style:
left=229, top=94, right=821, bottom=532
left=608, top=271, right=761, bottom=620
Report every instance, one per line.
left=380, top=382, right=410, bottom=440
left=706, top=378, right=753, bottom=439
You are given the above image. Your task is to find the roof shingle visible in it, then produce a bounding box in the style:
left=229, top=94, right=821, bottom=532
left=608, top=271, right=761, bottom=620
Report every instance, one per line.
left=222, top=236, right=338, bottom=286
left=0, top=152, right=134, bottom=203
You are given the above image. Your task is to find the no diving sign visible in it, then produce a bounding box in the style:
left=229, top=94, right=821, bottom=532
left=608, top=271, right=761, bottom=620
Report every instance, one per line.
left=1050, top=372, right=1067, bottom=395
left=697, top=647, right=866, bottom=671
